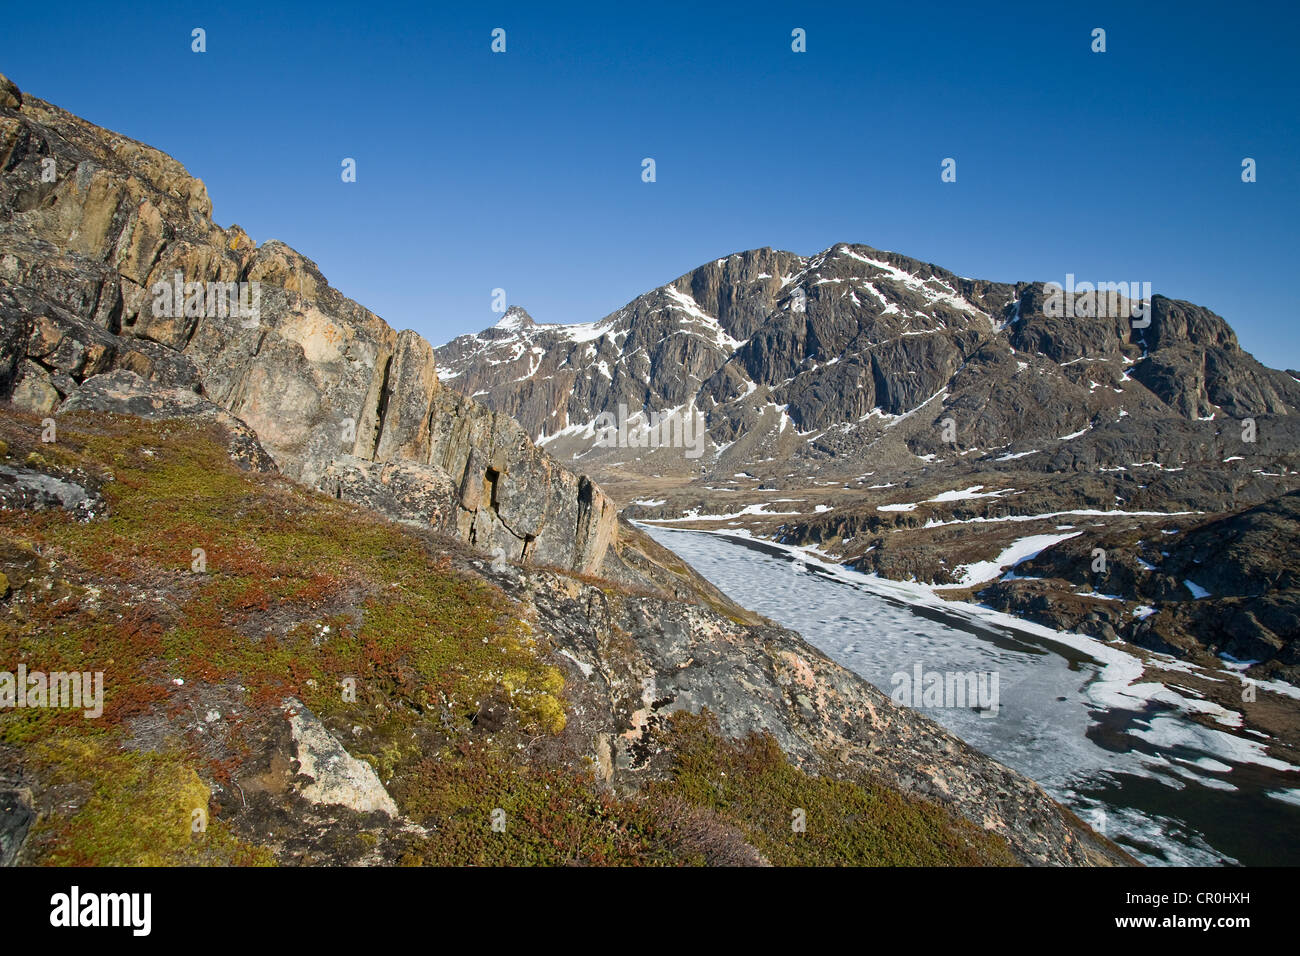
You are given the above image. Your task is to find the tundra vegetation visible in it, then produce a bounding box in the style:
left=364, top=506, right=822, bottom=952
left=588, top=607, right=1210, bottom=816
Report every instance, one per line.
left=0, top=407, right=1016, bottom=866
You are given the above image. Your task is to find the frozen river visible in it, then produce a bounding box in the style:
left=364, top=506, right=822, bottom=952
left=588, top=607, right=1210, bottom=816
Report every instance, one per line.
left=643, top=524, right=1300, bottom=866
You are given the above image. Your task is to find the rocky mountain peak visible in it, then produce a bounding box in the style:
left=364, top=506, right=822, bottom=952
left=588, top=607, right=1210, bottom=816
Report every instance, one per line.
left=493, top=305, right=535, bottom=332
left=435, top=239, right=1300, bottom=479
left=0, top=72, right=21, bottom=110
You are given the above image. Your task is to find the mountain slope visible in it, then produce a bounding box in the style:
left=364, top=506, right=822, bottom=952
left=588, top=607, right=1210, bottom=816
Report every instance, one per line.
left=436, top=245, right=1300, bottom=684
left=437, top=244, right=1300, bottom=477
left=2, top=403, right=1090, bottom=866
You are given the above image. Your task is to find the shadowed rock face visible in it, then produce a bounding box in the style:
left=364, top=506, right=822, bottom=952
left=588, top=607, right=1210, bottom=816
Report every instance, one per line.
left=0, top=74, right=616, bottom=576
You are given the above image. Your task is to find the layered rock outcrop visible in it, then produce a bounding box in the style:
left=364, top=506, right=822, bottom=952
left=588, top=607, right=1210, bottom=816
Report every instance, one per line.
left=0, top=72, right=616, bottom=576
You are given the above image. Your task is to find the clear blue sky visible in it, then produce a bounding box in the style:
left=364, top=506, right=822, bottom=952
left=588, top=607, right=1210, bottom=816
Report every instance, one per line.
left=4, top=1, right=1298, bottom=367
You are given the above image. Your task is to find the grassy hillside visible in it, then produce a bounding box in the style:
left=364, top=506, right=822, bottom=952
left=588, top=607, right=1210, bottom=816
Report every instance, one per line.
left=0, top=405, right=1016, bottom=866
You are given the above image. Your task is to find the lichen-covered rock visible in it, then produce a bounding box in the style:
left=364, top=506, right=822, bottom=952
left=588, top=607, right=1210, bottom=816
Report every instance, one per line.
left=0, top=787, right=34, bottom=866
left=319, top=455, right=459, bottom=527
left=281, top=699, right=398, bottom=818
left=10, top=360, right=59, bottom=413
left=59, top=369, right=278, bottom=473
left=0, top=462, right=100, bottom=517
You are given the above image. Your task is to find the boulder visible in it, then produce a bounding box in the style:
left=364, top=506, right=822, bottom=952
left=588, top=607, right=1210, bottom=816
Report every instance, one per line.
left=59, top=369, right=278, bottom=473
left=0, top=787, right=34, bottom=866
left=281, top=699, right=398, bottom=818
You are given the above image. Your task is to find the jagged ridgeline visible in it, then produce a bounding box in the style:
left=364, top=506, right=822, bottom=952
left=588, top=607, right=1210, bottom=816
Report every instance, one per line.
left=435, top=245, right=1300, bottom=474
left=0, top=71, right=1135, bottom=866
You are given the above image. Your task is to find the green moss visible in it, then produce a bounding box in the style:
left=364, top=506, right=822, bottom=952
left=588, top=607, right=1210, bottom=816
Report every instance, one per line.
left=653, top=711, right=1018, bottom=867
left=392, top=741, right=684, bottom=866
left=26, top=735, right=274, bottom=866
left=1, top=413, right=570, bottom=863
left=5, top=414, right=566, bottom=738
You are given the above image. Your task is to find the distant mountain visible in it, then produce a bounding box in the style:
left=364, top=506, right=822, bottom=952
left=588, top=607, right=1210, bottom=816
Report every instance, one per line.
left=436, top=244, right=1300, bottom=477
